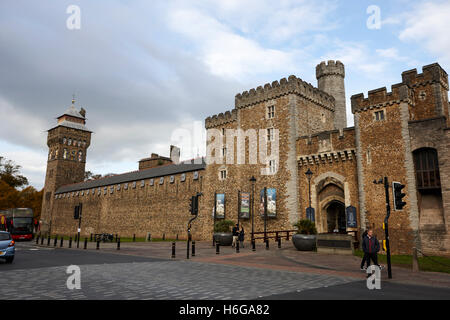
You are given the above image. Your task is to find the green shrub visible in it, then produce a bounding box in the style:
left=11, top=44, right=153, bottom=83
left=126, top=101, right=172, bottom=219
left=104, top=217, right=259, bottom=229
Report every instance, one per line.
left=294, top=219, right=317, bottom=235
left=214, top=220, right=235, bottom=233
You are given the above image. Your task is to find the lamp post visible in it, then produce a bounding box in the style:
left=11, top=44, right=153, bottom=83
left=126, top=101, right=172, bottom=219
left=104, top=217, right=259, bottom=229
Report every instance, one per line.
left=305, top=168, right=313, bottom=220
left=250, top=176, right=256, bottom=242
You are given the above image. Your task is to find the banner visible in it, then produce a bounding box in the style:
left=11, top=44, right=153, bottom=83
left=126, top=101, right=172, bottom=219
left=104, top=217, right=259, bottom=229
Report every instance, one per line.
left=215, top=193, right=225, bottom=219
left=239, top=192, right=250, bottom=219
left=346, top=206, right=357, bottom=228
left=260, top=188, right=276, bottom=218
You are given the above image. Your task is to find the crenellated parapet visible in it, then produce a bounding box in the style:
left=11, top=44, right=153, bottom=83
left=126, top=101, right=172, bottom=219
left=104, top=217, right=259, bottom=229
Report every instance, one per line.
left=205, top=109, right=237, bottom=129
left=316, top=60, right=345, bottom=79
left=234, top=75, right=335, bottom=111
left=351, top=84, right=410, bottom=114
left=402, top=63, right=448, bottom=90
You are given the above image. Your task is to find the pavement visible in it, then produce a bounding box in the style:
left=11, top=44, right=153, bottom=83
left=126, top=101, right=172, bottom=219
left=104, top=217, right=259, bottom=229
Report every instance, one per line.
left=0, top=239, right=449, bottom=300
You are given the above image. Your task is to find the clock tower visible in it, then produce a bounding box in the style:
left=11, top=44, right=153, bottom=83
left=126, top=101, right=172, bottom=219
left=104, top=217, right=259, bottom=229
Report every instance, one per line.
left=40, top=98, right=91, bottom=234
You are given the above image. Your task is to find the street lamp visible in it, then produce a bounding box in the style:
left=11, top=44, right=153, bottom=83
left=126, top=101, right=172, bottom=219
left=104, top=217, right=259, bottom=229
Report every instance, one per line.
left=250, top=176, right=256, bottom=243
left=305, top=168, right=313, bottom=220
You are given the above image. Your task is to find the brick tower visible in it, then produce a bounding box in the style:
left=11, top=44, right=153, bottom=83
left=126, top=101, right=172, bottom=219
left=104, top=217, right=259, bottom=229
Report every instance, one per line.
left=316, top=60, right=347, bottom=130
left=40, top=98, right=91, bottom=233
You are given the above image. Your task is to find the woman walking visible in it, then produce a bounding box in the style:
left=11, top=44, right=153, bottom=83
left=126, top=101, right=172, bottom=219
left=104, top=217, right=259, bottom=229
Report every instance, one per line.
left=239, top=226, right=245, bottom=248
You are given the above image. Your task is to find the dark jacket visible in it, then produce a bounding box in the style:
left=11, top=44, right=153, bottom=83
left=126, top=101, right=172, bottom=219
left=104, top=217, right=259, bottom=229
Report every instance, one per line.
left=362, top=235, right=380, bottom=254
left=238, top=229, right=244, bottom=241
left=232, top=227, right=239, bottom=236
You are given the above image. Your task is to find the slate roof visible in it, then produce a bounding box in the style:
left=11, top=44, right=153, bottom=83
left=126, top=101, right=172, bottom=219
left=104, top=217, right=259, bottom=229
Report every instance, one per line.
left=58, top=105, right=85, bottom=120
left=49, top=120, right=91, bottom=132
left=55, top=160, right=206, bottom=194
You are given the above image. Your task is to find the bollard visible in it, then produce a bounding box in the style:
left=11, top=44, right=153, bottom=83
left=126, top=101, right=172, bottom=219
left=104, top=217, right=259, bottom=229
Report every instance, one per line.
left=192, top=241, right=196, bottom=257
left=54, top=236, right=58, bottom=247
left=278, top=237, right=281, bottom=249
left=133, top=234, right=136, bottom=242
left=90, top=233, right=93, bottom=242
left=171, top=242, right=176, bottom=258
left=252, top=239, right=256, bottom=252
left=216, top=242, right=220, bottom=255
left=162, top=233, right=165, bottom=241
left=96, top=240, right=100, bottom=250
left=115, top=234, right=118, bottom=243
left=236, top=240, right=240, bottom=253
left=286, top=232, right=290, bottom=241
left=117, top=237, right=121, bottom=250
left=47, top=235, right=51, bottom=246
left=60, top=237, right=64, bottom=248
left=266, top=239, right=269, bottom=250
left=41, top=235, right=44, bottom=245
left=36, top=235, right=40, bottom=244
left=69, top=237, right=72, bottom=248
left=84, top=238, right=87, bottom=250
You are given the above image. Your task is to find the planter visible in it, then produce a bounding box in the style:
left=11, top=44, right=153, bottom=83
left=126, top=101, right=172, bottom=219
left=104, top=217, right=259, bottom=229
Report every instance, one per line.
left=292, top=234, right=316, bottom=251
left=213, top=232, right=233, bottom=246
left=316, top=233, right=354, bottom=255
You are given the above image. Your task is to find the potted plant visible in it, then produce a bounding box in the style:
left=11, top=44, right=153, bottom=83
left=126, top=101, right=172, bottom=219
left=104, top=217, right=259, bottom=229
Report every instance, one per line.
left=213, top=220, right=234, bottom=246
left=292, top=219, right=317, bottom=251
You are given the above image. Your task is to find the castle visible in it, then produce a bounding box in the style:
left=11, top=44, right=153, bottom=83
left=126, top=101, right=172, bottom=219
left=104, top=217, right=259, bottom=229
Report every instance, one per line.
left=40, top=61, right=450, bottom=256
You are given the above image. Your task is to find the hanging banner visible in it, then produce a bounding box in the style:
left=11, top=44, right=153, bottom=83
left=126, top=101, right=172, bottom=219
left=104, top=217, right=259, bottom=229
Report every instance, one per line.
left=215, top=193, right=225, bottom=219
left=239, top=192, right=250, bottom=219
left=346, top=206, right=357, bottom=228
left=267, top=188, right=276, bottom=218
left=259, top=189, right=265, bottom=216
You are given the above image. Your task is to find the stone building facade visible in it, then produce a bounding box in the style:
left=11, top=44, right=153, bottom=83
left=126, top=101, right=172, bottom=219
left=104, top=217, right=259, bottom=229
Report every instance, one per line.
left=40, top=61, right=450, bottom=256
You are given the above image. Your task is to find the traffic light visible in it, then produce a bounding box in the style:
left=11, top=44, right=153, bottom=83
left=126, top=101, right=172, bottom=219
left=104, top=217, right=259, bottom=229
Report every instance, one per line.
left=74, top=205, right=80, bottom=219
left=189, top=195, right=199, bottom=215
left=393, top=182, right=406, bottom=210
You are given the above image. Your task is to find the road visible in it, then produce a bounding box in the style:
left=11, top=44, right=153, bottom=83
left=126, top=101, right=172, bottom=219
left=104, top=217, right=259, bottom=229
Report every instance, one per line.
left=1, top=241, right=449, bottom=300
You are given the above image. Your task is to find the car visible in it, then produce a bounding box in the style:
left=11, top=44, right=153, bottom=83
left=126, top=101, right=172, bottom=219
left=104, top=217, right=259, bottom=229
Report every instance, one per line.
left=0, top=231, right=15, bottom=264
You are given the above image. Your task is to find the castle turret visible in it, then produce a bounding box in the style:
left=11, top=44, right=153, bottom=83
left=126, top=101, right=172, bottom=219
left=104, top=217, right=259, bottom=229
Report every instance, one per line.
left=316, top=60, right=347, bottom=130
left=40, top=98, right=92, bottom=233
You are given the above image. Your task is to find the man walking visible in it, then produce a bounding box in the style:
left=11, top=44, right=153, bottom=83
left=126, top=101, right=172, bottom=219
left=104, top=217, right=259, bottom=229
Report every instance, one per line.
left=360, top=230, right=369, bottom=270
left=362, top=229, right=382, bottom=269
left=232, top=224, right=239, bottom=248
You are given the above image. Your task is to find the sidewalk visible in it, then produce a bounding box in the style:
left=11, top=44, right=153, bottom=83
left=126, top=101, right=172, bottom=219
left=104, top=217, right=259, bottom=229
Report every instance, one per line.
left=37, top=239, right=450, bottom=288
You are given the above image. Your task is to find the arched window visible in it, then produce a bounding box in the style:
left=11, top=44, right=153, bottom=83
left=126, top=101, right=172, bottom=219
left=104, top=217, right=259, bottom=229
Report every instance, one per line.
left=63, top=137, right=67, bottom=144
left=78, top=151, right=83, bottom=162
left=63, top=149, right=68, bottom=159
left=68, top=138, right=72, bottom=146
left=413, top=148, right=440, bottom=190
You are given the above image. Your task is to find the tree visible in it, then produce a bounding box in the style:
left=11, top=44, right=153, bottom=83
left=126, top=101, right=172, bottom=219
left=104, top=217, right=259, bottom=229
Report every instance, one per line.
left=0, top=156, right=29, bottom=188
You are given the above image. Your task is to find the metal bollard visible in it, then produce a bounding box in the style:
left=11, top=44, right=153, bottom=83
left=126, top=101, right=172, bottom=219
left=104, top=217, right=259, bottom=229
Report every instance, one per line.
left=41, top=235, right=44, bottom=245
left=216, top=242, right=220, bottom=255
left=90, top=233, right=93, bottom=242
left=162, top=233, right=165, bottom=241
left=84, top=238, right=87, bottom=250
left=60, top=237, right=64, bottom=248
left=47, top=235, right=51, bottom=246
left=171, top=242, right=176, bottom=258
left=115, top=234, right=118, bottom=243
left=192, top=241, right=196, bottom=257
left=236, top=240, right=240, bottom=253
left=96, top=240, right=100, bottom=250
left=69, top=237, right=72, bottom=248
left=252, top=239, right=256, bottom=251
left=54, top=236, right=58, bottom=247
left=117, top=238, right=121, bottom=250
left=36, top=235, right=40, bottom=244
left=133, top=234, right=136, bottom=242
left=278, top=237, right=281, bottom=248
left=266, top=239, right=269, bottom=250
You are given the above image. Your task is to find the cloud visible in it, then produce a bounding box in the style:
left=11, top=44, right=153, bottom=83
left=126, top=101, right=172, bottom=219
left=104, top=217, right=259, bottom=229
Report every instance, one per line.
left=399, top=1, right=450, bottom=65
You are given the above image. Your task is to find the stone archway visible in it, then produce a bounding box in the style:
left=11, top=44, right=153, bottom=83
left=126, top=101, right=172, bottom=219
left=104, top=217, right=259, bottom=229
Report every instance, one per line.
left=324, top=200, right=346, bottom=233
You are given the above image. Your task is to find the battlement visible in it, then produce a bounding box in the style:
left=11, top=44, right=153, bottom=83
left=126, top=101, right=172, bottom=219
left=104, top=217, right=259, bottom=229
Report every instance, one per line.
left=234, top=75, right=335, bottom=110
left=316, top=60, right=345, bottom=79
left=205, top=109, right=237, bottom=129
left=351, top=84, right=410, bottom=113
left=402, top=63, right=448, bottom=89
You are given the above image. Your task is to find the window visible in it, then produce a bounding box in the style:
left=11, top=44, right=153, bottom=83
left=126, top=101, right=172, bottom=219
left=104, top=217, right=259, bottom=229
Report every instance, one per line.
left=374, top=110, right=385, bottom=121
left=150, top=179, right=154, bottom=186
left=222, top=128, right=226, bottom=136
left=78, top=151, right=83, bottom=162
left=63, top=137, right=67, bottom=144
left=193, top=171, right=199, bottom=180
left=86, top=189, right=90, bottom=195
left=110, top=186, right=114, bottom=194
left=124, top=183, right=128, bottom=190
left=68, top=138, right=72, bottom=146
left=413, top=148, right=441, bottom=190
left=267, top=128, right=274, bottom=141
left=117, top=184, right=121, bottom=191
left=267, top=105, right=275, bottom=119
left=180, top=174, right=186, bottom=182
left=132, top=181, right=136, bottom=189
left=170, top=176, right=175, bottom=183
left=222, top=147, right=227, bottom=157
left=219, top=169, right=227, bottom=180
left=63, top=149, right=68, bottom=159
left=140, top=180, right=145, bottom=187
left=159, top=177, right=164, bottom=185
left=269, top=160, right=277, bottom=174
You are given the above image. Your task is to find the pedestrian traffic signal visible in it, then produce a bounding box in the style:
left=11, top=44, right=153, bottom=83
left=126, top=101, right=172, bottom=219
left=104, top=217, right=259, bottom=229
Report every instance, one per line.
left=393, top=182, right=406, bottom=210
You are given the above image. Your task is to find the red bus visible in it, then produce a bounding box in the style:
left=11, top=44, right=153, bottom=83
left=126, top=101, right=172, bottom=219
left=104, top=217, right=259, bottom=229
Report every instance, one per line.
left=0, top=208, right=34, bottom=240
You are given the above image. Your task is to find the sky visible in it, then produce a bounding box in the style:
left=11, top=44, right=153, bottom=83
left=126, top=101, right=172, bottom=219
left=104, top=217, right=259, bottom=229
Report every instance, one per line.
left=1, top=0, right=450, bottom=190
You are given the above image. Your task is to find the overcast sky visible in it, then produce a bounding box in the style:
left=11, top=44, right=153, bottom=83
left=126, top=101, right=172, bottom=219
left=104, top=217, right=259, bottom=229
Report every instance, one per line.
left=1, top=0, right=449, bottom=190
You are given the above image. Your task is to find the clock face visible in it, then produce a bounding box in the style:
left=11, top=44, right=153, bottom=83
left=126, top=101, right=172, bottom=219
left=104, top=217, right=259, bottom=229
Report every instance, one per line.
left=193, top=171, right=199, bottom=180
left=181, top=173, right=186, bottom=182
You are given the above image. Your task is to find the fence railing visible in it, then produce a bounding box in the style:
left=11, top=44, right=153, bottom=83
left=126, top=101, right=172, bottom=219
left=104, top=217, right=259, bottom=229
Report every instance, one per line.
left=251, top=230, right=297, bottom=241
